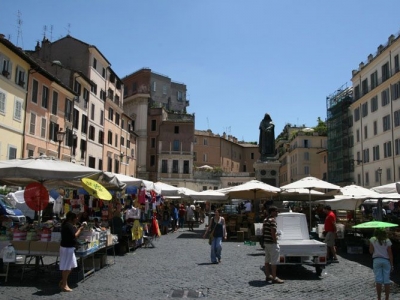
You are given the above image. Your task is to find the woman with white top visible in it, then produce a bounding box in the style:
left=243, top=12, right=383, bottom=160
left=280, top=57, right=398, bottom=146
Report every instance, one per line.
left=369, top=228, right=394, bottom=300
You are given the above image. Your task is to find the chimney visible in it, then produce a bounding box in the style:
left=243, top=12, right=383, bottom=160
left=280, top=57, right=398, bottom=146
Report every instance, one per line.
left=35, top=41, right=41, bottom=51
left=388, top=34, right=395, bottom=44
left=368, top=54, right=373, bottom=62
left=377, top=44, right=384, bottom=54
left=359, top=62, right=364, bottom=70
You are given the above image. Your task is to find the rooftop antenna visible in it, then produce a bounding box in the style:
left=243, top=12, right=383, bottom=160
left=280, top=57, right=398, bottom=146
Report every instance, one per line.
left=16, top=10, right=23, bottom=47
left=50, top=25, right=53, bottom=41
left=43, top=25, right=47, bottom=40
left=66, top=23, right=71, bottom=36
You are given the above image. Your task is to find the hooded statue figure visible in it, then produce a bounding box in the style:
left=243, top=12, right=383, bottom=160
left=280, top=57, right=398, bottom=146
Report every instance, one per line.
left=259, top=113, right=275, bottom=161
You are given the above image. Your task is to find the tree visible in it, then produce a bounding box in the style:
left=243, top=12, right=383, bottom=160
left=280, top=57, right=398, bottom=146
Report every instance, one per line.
left=313, top=117, right=327, bottom=135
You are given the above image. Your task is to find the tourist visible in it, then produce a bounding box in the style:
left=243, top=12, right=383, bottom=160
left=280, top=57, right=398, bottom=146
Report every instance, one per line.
left=178, top=204, right=186, bottom=230
left=59, top=211, right=85, bottom=292
left=203, top=209, right=227, bottom=264
left=323, top=205, right=338, bottom=262
left=370, top=228, right=394, bottom=300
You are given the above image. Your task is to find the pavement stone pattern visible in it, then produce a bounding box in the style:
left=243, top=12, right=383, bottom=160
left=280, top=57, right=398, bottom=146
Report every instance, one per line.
left=1, top=220, right=400, bottom=299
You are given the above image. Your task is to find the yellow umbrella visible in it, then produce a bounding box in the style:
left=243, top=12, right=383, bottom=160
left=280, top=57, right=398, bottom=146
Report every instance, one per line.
left=81, top=177, right=112, bottom=200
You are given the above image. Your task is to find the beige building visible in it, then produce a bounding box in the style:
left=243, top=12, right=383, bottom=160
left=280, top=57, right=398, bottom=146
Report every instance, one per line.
left=277, top=125, right=327, bottom=186
left=351, top=32, right=400, bottom=187
left=0, top=35, right=30, bottom=159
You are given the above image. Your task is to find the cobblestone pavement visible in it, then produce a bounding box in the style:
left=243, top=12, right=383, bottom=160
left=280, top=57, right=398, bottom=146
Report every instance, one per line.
left=1, top=221, right=400, bottom=299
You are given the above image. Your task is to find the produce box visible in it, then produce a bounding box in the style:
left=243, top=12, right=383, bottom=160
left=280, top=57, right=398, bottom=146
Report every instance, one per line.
left=11, top=240, right=30, bottom=255
left=30, top=241, right=47, bottom=255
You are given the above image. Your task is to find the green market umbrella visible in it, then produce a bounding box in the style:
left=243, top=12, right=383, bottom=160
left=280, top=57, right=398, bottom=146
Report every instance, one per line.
left=352, top=221, right=399, bottom=229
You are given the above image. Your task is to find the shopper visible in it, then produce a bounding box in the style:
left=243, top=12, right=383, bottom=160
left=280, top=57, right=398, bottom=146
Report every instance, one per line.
left=186, top=204, right=195, bottom=231
left=323, top=205, right=338, bottom=262
left=369, top=228, right=394, bottom=300
left=59, top=211, right=85, bottom=292
left=263, top=206, right=284, bottom=283
left=203, top=209, right=227, bottom=264
left=178, top=204, right=186, bottom=230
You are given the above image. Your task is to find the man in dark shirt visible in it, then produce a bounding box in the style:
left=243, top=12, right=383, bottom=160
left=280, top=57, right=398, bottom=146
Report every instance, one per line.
left=263, top=206, right=284, bottom=284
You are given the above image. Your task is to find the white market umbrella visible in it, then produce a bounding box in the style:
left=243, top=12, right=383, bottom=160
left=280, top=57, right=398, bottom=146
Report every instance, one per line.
left=279, top=188, right=328, bottom=201
left=184, top=190, right=229, bottom=202
left=221, top=179, right=280, bottom=201
left=197, top=165, right=214, bottom=170
left=154, top=181, right=181, bottom=196
left=370, top=182, right=398, bottom=194
left=0, top=155, right=102, bottom=187
left=281, top=176, right=340, bottom=231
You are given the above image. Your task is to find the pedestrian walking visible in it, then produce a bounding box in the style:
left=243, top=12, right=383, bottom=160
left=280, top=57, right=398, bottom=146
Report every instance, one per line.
left=369, top=228, right=394, bottom=300
left=186, top=204, right=195, bottom=231
left=59, top=211, right=85, bottom=292
left=263, top=206, right=284, bottom=283
left=203, top=209, right=227, bottom=264
left=323, top=205, right=338, bottom=262
left=178, top=204, right=186, bottom=230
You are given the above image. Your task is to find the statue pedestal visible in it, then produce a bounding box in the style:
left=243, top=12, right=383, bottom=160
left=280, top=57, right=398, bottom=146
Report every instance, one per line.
left=253, top=159, right=281, bottom=187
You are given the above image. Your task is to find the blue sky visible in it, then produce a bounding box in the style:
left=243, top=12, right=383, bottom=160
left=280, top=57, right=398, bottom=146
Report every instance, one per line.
left=2, top=1, right=400, bottom=142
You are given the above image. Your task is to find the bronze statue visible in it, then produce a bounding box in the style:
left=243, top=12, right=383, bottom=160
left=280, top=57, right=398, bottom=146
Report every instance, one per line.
left=259, top=113, right=275, bottom=161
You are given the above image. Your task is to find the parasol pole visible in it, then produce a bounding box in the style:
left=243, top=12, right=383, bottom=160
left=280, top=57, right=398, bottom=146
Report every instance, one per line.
left=309, top=188, right=312, bottom=232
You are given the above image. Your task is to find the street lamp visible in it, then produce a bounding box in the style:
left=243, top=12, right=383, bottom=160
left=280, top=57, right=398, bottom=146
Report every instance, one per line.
left=57, top=128, right=66, bottom=159
left=120, top=152, right=124, bottom=174
left=377, top=167, right=382, bottom=186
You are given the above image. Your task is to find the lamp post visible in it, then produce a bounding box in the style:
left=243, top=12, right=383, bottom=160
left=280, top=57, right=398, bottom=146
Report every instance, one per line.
left=120, top=152, right=124, bottom=174
left=377, top=167, right=383, bottom=221
left=377, top=167, right=382, bottom=186
left=57, top=128, right=66, bottom=159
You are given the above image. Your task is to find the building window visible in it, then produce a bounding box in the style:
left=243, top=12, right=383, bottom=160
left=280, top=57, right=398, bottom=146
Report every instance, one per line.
left=362, top=79, right=368, bottom=96
left=373, top=121, right=378, bottom=135
left=51, top=91, right=58, bottom=115
left=364, top=125, right=368, bottom=139
left=0, top=89, right=6, bottom=113
left=395, top=138, right=400, bottom=155
left=395, top=55, right=399, bottom=73
left=100, top=110, right=104, bottom=126
left=365, top=172, right=369, bottom=185
left=91, top=103, right=95, bottom=120
left=304, top=152, right=309, bottom=161
left=89, top=125, right=95, bottom=140
left=392, top=81, right=400, bottom=101
left=115, top=133, right=118, bottom=147
left=152, top=81, right=156, bottom=92
left=382, top=62, right=390, bottom=82
left=74, top=80, right=81, bottom=96
left=107, top=157, right=112, bottom=172
left=73, top=109, right=79, bottom=130
left=362, top=102, right=368, bottom=117
left=384, top=141, right=392, bottom=158
left=354, top=107, right=360, bottom=122
left=371, top=71, right=378, bottom=89
left=203, top=138, right=208, bottom=145
left=102, top=68, right=106, bottom=78
left=91, top=83, right=97, bottom=95
left=115, top=113, right=120, bottom=126
left=15, top=66, right=26, bottom=88
left=203, top=153, right=207, bottom=162
left=174, top=126, right=179, bottom=134
left=93, top=58, right=97, bottom=69
left=29, top=113, right=36, bottom=135
left=8, top=146, right=17, bottom=159
left=382, top=88, right=390, bottom=106
left=151, top=138, right=156, bottom=148
left=373, top=145, right=380, bottom=161
left=150, top=155, right=155, bottom=167
left=356, top=129, right=360, bottom=142
left=108, top=107, right=114, bottom=121
left=363, top=148, right=369, bottom=163
left=173, top=140, right=179, bottom=151
left=163, top=85, right=167, bottom=95
left=41, top=118, right=46, bottom=138
left=151, top=120, right=156, bottom=131
left=383, top=115, right=391, bottom=131
left=42, top=86, right=49, bottom=109
left=172, top=160, right=179, bottom=173
left=13, top=99, right=22, bottom=121
left=88, top=156, right=95, bottom=168
left=65, top=99, right=73, bottom=122
left=183, top=160, right=189, bottom=174
left=395, top=110, right=400, bottom=127
left=98, top=130, right=104, bottom=144
left=81, top=115, right=88, bottom=134
left=31, top=79, right=38, bottom=103
left=371, top=96, right=378, bottom=112
left=177, top=91, right=183, bottom=101
left=162, top=160, right=168, bottom=173
left=99, top=159, right=103, bottom=170
left=107, top=131, right=112, bottom=145
left=387, top=168, right=392, bottom=182
left=83, top=88, right=89, bottom=108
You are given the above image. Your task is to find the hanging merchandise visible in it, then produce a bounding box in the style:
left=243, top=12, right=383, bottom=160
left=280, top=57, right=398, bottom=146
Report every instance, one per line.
left=2, top=245, right=16, bottom=263
left=131, top=219, right=143, bottom=240
left=138, top=186, right=146, bottom=205
left=152, top=214, right=161, bottom=237
left=53, top=195, right=64, bottom=216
